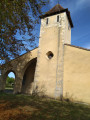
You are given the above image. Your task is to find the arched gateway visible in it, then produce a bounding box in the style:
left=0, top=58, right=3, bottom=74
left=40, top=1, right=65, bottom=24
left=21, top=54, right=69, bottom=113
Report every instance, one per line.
left=0, top=48, right=38, bottom=94
left=21, top=58, right=37, bottom=94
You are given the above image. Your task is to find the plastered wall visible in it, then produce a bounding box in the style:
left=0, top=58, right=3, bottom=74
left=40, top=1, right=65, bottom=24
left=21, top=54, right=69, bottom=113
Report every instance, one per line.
left=34, top=12, right=71, bottom=98
left=63, top=45, right=90, bottom=104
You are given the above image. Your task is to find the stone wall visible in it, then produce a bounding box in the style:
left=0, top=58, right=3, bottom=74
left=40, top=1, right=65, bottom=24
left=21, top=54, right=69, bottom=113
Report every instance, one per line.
left=0, top=48, right=38, bottom=93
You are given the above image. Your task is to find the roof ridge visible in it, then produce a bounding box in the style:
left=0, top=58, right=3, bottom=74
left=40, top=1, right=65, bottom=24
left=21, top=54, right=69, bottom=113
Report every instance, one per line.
left=64, top=44, right=90, bottom=51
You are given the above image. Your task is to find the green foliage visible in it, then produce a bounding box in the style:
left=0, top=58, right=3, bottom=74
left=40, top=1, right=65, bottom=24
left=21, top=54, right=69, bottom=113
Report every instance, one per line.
left=0, top=0, right=49, bottom=63
left=6, top=76, right=15, bottom=84
left=6, top=76, right=15, bottom=88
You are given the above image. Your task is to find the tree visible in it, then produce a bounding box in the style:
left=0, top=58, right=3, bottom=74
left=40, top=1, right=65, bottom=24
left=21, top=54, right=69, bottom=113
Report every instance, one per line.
left=6, top=76, right=15, bottom=87
left=0, top=0, right=49, bottom=63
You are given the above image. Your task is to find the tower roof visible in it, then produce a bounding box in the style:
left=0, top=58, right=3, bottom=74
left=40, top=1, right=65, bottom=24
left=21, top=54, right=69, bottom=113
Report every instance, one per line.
left=40, top=4, right=73, bottom=28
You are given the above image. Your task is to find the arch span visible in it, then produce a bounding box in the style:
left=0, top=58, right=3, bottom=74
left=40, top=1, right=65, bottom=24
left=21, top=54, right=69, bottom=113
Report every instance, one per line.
left=21, top=58, right=37, bottom=94
left=0, top=48, right=38, bottom=93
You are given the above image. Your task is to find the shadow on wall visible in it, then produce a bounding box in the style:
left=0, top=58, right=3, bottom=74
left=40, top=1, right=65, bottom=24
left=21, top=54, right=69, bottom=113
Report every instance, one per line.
left=21, top=58, right=37, bottom=94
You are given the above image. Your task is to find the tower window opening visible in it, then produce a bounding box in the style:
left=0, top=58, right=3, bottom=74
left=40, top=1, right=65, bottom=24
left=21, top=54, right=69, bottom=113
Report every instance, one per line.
left=46, top=18, right=48, bottom=25
left=57, top=15, right=59, bottom=22
left=46, top=51, right=54, bottom=59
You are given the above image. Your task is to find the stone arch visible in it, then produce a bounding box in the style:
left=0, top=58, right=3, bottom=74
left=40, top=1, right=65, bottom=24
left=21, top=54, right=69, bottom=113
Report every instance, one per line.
left=1, top=69, right=16, bottom=92
left=21, top=57, right=37, bottom=94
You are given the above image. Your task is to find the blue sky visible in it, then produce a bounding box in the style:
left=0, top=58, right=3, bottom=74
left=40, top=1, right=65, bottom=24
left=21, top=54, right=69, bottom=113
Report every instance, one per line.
left=49, top=0, right=90, bottom=48
left=20, top=0, right=90, bottom=50
left=8, top=72, right=15, bottom=78
left=9, top=0, right=90, bottom=78
left=15, top=0, right=90, bottom=52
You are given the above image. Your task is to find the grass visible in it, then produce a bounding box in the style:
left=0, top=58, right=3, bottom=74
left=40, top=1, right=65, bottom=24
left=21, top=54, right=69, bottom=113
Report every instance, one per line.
left=5, top=85, right=13, bottom=89
left=0, top=92, right=90, bottom=120
left=5, top=87, right=13, bottom=90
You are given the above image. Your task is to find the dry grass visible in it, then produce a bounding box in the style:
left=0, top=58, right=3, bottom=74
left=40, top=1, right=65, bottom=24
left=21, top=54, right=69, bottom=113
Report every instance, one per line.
left=0, top=92, right=90, bottom=120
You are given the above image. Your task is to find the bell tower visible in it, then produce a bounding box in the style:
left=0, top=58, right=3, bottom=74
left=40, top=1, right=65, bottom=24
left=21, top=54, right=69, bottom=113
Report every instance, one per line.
left=34, top=4, right=73, bottom=98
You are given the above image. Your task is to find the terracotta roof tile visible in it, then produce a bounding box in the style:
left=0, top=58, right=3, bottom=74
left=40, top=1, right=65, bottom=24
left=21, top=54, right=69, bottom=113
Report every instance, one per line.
left=45, top=4, right=64, bottom=15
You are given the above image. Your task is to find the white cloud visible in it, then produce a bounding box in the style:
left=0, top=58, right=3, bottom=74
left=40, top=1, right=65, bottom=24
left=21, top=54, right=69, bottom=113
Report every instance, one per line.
left=77, top=0, right=86, bottom=5
left=76, top=0, right=90, bottom=6
left=63, top=0, right=90, bottom=14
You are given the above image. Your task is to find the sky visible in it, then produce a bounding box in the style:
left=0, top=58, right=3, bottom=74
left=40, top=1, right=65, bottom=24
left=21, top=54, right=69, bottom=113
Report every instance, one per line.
left=18, top=0, right=90, bottom=51
left=8, top=0, right=90, bottom=55
left=8, top=0, right=90, bottom=78
left=8, top=72, right=15, bottom=78
left=49, top=0, right=90, bottom=48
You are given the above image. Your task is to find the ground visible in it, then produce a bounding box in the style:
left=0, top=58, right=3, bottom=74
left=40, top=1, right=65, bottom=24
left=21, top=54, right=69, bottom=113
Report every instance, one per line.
left=0, top=92, right=90, bottom=120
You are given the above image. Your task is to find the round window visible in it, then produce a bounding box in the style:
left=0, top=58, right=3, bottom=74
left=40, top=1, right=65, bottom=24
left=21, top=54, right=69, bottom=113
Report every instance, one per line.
left=46, top=51, right=54, bottom=59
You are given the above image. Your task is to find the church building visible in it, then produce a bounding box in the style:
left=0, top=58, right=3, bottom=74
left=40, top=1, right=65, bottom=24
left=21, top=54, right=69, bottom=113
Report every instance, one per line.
left=0, top=4, right=90, bottom=104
